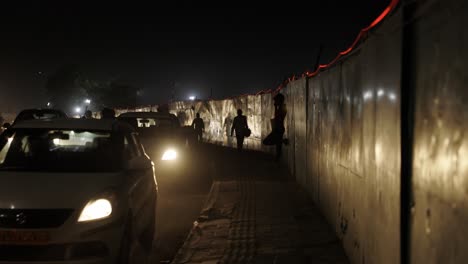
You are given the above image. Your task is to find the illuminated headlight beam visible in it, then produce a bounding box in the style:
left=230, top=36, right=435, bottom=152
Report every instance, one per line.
left=162, top=149, right=177, bottom=161
left=78, top=199, right=112, bottom=222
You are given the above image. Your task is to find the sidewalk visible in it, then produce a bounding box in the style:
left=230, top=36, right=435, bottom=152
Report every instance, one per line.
left=171, top=148, right=349, bottom=264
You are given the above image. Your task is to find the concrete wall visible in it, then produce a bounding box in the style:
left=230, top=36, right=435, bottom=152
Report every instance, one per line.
left=116, top=1, right=468, bottom=263
left=306, top=9, right=403, bottom=262
left=410, top=0, right=468, bottom=263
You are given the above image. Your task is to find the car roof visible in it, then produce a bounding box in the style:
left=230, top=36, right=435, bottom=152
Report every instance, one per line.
left=16, top=108, right=67, bottom=115
left=14, top=108, right=68, bottom=120
left=18, top=108, right=65, bottom=112
left=11, top=118, right=134, bottom=132
left=118, top=111, right=177, bottom=119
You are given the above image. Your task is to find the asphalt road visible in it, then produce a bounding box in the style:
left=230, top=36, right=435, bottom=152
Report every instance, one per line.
left=149, top=144, right=214, bottom=263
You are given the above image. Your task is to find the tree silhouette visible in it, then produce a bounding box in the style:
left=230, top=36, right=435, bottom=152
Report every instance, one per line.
left=46, top=65, right=139, bottom=112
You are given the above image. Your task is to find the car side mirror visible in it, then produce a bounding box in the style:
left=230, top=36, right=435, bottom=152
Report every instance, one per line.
left=126, top=156, right=152, bottom=171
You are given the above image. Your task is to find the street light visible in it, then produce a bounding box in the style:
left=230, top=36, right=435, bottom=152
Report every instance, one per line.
left=189, top=96, right=196, bottom=101
left=84, top=99, right=91, bottom=104
left=47, top=102, right=51, bottom=107
left=75, top=107, right=81, bottom=113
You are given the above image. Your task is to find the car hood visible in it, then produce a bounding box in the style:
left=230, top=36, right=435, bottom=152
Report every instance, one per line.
left=0, top=172, right=124, bottom=209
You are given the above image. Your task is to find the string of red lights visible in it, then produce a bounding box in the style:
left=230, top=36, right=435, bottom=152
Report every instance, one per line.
left=271, top=0, right=400, bottom=93
left=133, top=0, right=400, bottom=109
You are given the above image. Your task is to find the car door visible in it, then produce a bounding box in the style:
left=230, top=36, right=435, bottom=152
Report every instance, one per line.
left=125, top=132, right=157, bottom=235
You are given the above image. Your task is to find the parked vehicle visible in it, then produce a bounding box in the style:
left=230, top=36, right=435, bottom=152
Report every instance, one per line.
left=0, top=118, right=157, bottom=263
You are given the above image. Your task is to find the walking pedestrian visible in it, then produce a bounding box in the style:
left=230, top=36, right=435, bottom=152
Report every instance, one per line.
left=82, top=110, right=94, bottom=119
left=191, top=113, right=205, bottom=143
left=101, top=107, right=115, bottom=119
left=231, top=109, right=249, bottom=151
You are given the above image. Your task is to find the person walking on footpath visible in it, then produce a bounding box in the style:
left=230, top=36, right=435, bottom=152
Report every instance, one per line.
left=100, top=107, right=116, bottom=119
left=82, top=110, right=94, bottom=119
left=231, top=109, right=249, bottom=152
left=191, top=113, right=205, bottom=143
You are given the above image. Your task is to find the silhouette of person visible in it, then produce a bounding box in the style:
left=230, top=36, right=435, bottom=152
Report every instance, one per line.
left=82, top=110, right=93, bottom=119
left=191, top=113, right=205, bottom=143
left=231, top=109, right=248, bottom=151
left=263, top=93, right=287, bottom=161
left=157, top=104, right=170, bottom=113
left=273, top=93, right=287, bottom=161
left=101, top=108, right=116, bottom=119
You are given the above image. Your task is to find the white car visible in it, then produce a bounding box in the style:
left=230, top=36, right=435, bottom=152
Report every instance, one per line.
left=0, top=118, right=158, bottom=263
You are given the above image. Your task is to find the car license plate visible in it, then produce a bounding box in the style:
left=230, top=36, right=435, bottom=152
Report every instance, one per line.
left=0, top=230, right=50, bottom=244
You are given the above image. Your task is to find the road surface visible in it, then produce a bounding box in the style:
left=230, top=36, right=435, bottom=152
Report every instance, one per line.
left=149, top=144, right=214, bottom=263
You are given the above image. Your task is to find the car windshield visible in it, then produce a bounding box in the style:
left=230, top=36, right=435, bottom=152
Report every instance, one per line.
left=0, top=129, right=125, bottom=172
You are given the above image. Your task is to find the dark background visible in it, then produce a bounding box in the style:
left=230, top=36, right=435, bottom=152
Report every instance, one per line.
left=0, top=1, right=389, bottom=112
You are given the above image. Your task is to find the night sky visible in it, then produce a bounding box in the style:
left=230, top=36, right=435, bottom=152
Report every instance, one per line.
left=0, top=1, right=389, bottom=112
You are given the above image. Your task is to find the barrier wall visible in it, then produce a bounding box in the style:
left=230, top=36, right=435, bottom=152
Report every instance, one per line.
left=410, top=0, right=468, bottom=263
left=306, top=8, right=402, bottom=262
left=116, top=1, right=468, bottom=263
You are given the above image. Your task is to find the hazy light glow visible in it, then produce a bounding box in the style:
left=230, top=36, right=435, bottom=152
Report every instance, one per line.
left=363, top=91, right=373, bottom=101
left=162, top=149, right=177, bottom=161
left=75, top=107, right=81, bottom=113
left=78, top=199, right=112, bottom=222
left=84, top=99, right=91, bottom=104
left=53, top=138, right=60, bottom=145
left=377, top=89, right=385, bottom=97
left=47, top=102, right=51, bottom=107
left=388, top=92, right=397, bottom=101
left=189, top=96, right=196, bottom=101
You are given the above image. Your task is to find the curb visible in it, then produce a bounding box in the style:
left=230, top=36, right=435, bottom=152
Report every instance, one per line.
left=171, top=182, right=221, bottom=263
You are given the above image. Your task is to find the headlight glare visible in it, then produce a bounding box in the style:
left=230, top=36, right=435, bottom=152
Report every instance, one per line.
left=162, top=149, right=177, bottom=161
left=78, top=198, right=112, bottom=222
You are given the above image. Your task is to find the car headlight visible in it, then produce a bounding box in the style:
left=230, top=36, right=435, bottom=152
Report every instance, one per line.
left=78, top=199, right=112, bottom=222
left=162, top=149, right=177, bottom=161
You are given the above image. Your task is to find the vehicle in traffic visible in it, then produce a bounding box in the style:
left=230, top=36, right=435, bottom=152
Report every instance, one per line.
left=0, top=118, right=157, bottom=263
left=12, top=108, right=68, bottom=125
left=117, top=112, right=187, bottom=164
left=1, top=109, right=68, bottom=137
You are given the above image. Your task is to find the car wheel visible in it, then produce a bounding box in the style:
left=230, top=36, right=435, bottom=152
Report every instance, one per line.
left=140, top=200, right=156, bottom=252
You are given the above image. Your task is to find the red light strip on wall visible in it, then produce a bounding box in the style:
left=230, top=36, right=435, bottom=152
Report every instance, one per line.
left=157, top=0, right=400, bottom=104
left=272, top=0, right=400, bottom=93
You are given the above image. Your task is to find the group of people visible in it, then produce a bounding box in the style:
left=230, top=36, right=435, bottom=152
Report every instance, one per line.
left=191, top=109, right=250, bottom=151
left=81, top=108, right=115, bottom=119
left=190, top=92, right=287, bottom=161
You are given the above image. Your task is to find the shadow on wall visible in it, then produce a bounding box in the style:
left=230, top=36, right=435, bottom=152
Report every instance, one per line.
left=224, top=113, right=234, bottom=147
left=177, top=111, right=187, bottom=125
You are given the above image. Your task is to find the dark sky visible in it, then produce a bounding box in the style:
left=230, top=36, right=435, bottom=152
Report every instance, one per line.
left=0, top=1, right=389, bottom=112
